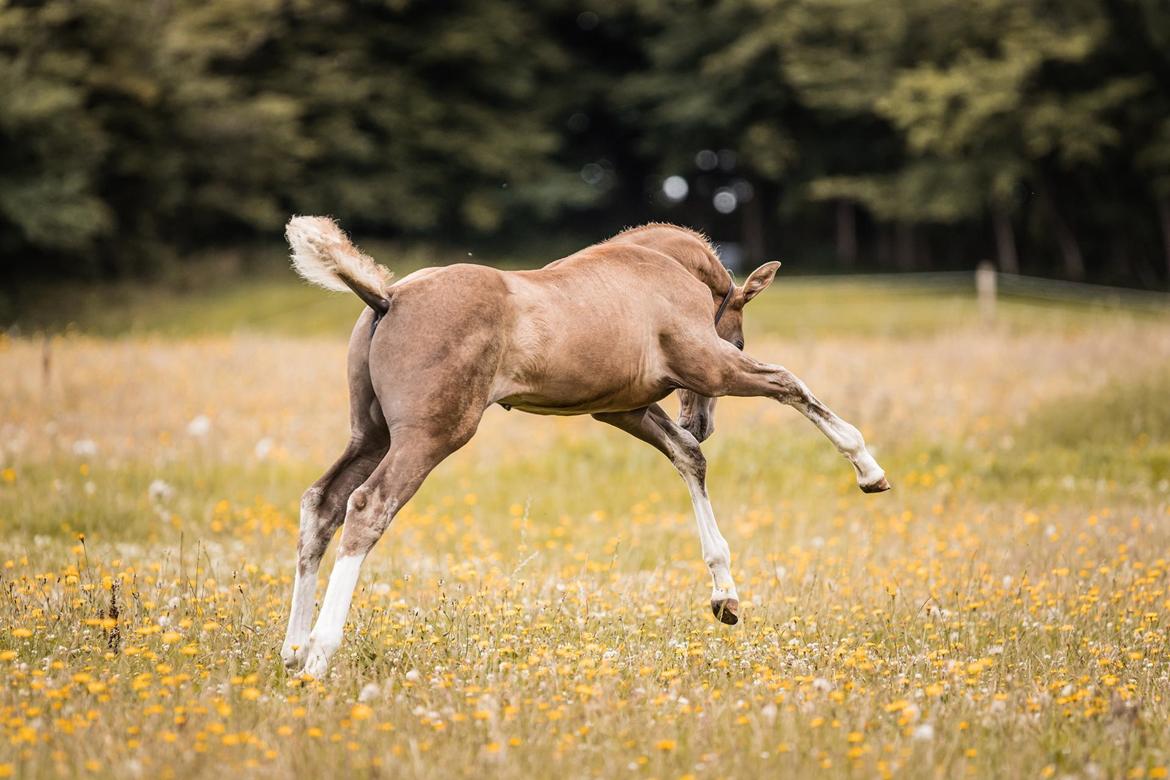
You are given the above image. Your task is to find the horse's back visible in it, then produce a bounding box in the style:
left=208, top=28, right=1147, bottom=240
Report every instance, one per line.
left=490, top=246, right=713, bottom=414
left=357, top=235, right=717, bottom=420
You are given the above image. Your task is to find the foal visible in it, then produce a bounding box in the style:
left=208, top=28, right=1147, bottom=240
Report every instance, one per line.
left=281, top=217, right=890, bottom=677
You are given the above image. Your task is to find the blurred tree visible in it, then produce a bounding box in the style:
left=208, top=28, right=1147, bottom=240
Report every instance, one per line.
left=0, top=0, right=307, bottom=277
left=800, top=0, right=1144, bottom=278
left=1118, top=0, right=1170, bottom=278
left=2, top=0, right=1169, bottom=287
left=246, top=0, right=597, bottom=236
left=0, top=1, right=113, bottom=274
left=0, top=0, right=596, bottom=280
left=618, top=0, right=802, bottom=263
left=626, top=0, right=1170, bottom=283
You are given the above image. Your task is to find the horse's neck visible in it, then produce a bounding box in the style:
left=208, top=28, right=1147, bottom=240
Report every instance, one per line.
left=618, top=230, right=726, bottom=294
left=673, top=251, right=729, bottom=299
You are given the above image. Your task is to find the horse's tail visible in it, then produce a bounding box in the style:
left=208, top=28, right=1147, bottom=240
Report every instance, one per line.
left=285, top=216, right=393, bottom=313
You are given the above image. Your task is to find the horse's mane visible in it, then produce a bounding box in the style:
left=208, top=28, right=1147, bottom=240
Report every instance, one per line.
left=607, top=223, right=732, bottom=292
left=611, top=222, right=715, bottom=250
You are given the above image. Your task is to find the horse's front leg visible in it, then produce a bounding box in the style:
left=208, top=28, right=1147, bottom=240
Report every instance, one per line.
left=594, top=405, right=741, bottom=625
left=687, top=345, right=890, bottom=493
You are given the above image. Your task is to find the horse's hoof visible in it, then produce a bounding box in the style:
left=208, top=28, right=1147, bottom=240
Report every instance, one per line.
left=281, top=644, right=306, bottom=671
left=711, top=598, right=740, bottom=625
left=860, top=477, right=891, bottom=493
left=301, top=634, right=337, bottom=679
left=303, top=647, right=330, bottom=679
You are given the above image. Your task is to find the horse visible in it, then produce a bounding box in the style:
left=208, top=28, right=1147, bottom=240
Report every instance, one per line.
left=280, top=216, right=890, bottom=677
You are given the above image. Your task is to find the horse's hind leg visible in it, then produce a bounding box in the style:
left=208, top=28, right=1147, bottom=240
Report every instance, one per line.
left=302, top=424, right=478, bottom=678
left=281, top=436, right=386, bottom=669
left=283, top=311, right=388, bottom=670
left=594, top=404, right=741, bottom=625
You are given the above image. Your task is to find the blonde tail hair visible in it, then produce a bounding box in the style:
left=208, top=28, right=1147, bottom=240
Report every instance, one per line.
left=285, top=216, right=393, bottom=311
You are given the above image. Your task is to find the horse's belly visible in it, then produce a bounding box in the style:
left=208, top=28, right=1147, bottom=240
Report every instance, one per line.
left=493, top=286, right=675, bottom=414
left=495, top=378, right=672, bottom=416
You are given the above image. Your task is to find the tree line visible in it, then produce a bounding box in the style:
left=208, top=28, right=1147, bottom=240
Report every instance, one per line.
left=2, top=0, right=1169, bottom=286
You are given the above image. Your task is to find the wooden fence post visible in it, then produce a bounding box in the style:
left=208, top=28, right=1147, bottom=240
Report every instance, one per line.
left=42, top=333, right=52, bottom=397
left=976, top=261, right=997, bottom=323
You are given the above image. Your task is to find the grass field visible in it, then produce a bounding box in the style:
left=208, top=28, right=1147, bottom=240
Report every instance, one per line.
left=3, top=266, right=1170, bottom=779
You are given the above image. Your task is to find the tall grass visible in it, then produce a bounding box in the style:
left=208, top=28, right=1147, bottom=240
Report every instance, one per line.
left=2, top=277, right=1169, bottom=778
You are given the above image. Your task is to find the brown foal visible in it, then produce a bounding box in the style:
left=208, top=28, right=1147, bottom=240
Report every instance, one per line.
left=280, top=217, right=890, bottom=677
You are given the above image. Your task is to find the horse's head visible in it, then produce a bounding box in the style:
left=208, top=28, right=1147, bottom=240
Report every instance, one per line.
left=678, top=261, right=780, bottom=442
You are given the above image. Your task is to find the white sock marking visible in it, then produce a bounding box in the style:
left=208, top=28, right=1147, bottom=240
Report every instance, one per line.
left=683, top=476, right=738, bottom=604
left=304, top=553, right=365, bottom=678
left=282, top=565, right=318, bottom=668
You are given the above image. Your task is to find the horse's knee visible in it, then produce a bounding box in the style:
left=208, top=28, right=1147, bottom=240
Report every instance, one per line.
left=299, top=487, right=323, bottom=523
left=684, top=443, right=707, bottom=484
left=758, top=365, right=806, bottom=405
left=296, top=488, right=334, bottom=569
left=337, top=488, right=398, bottom=558
left=347, top=485, right=373, bottom=514
left=665, top=425, right=706, bottom=484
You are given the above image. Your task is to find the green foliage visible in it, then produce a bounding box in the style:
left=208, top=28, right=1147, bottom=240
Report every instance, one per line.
left=0, top=2, right=112, bottom=262
left=0, top=0, right=596, bottom=280
left=1, top=0, right=1169, bottom=284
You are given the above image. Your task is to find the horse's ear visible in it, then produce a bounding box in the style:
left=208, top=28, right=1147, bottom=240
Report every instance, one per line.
left=742, top=261, right=781, bottom=302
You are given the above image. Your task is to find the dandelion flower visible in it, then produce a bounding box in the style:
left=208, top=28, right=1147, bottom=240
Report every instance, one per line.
left=187, top=415, right=212, bottom=437
left=912, top=724, right=935, bottom=741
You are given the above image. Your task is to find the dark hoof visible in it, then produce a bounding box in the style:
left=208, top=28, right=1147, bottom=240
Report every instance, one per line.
left=860, top=477, right=891, bottom=494
left=711, top=598, right=740, bottom=625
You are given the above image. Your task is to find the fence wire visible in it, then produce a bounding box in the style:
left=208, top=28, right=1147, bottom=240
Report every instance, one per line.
left=783, top=270, right=1170, bottom=312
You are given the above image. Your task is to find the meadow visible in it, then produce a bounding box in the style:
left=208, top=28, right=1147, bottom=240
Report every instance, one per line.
left=2, top=266, right=1170, bottom=779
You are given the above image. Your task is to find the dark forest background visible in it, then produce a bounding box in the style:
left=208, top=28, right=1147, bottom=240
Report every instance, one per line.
left=3, top=0, right=1170, bottom=287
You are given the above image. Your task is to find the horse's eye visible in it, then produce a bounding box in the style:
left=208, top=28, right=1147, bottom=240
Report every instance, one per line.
left=734, top=339, right=745, bottom=351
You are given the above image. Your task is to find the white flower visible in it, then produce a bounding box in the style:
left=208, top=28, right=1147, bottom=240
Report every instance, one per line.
left=404, top=669, right=421, bottom=682
left=912, top=723, right=935, bottom=741
left=812, top=677, right=833, bottom=693
left=254, top=437, right=274, bottom=460
left=148, top=479, right=174, bottom=504
left=187, top=415, right=211, bottom=437
left=72, top=439, right=98, bottom=457
left=358, top=682, right=381, bottom=703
